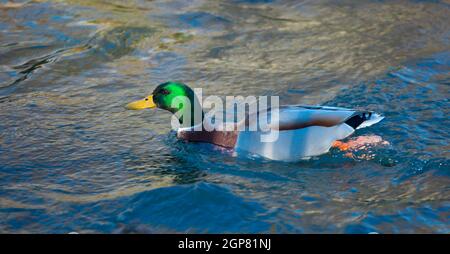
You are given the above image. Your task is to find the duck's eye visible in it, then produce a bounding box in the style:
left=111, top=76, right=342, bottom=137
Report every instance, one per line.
left=145, top=98, right=148, bottom=101
left=160, top=89, right=170, bottom=95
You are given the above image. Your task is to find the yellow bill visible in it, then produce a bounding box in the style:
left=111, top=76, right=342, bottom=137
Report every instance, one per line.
left=126, top=95, right=156, bottom=110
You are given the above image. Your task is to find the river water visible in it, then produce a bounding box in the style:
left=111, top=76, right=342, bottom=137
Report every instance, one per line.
left=0, top=0, right=449, bottom=233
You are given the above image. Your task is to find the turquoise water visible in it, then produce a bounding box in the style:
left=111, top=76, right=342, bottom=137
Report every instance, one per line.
left=0, top=0, right=449, bottom=233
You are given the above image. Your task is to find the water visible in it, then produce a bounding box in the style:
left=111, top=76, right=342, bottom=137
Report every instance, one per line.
left=0, top=0, right=449, bottom=233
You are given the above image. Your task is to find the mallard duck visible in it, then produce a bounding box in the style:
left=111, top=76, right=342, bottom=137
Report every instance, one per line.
left=126, top=82, right=384, bottom=161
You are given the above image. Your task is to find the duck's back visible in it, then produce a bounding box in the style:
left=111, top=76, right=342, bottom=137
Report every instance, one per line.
left=235, top=105, right=383, bottom=161
left=177, top=105, right=383, bottom=161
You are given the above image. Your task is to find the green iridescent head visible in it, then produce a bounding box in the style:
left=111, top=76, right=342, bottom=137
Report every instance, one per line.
left=126, top=81, right=202, bottom=126
left=152, top=82, right=195, bottom=113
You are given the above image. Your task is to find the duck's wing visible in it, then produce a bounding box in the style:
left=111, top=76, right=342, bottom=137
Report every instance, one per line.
left=263, top=105, right=383, bottom=131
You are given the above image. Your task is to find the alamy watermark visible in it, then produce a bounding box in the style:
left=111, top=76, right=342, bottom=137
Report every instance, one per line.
left=171, top=88, right=280, bottom=142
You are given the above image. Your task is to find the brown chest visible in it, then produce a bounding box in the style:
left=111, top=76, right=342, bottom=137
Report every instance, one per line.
left=177, top=129, right=238, bottom=148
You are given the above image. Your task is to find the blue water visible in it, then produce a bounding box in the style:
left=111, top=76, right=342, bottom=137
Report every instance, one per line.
left=0, top=0, right=449, bottom=233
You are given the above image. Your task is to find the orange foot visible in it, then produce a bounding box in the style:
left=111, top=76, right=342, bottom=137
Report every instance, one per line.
left=332, top=140, right=350, bottom=151
left=332, top=135, right=389, bottom=152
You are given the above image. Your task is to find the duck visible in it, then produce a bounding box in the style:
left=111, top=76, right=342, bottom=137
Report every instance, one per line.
left=126, top=81, right=384, bottom=162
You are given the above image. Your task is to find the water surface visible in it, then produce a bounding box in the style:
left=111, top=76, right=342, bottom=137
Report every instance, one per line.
left=0, top=0, right=449, bottom=233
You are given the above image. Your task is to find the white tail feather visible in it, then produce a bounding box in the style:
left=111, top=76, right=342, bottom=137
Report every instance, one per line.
left=356, top=113, right=384, bottom=129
